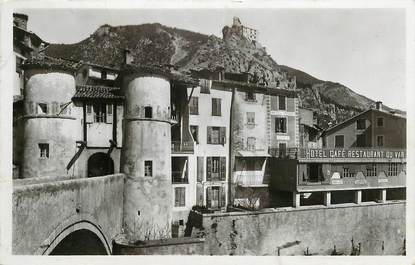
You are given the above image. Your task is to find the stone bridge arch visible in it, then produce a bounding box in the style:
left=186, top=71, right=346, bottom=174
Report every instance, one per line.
left=36, top=214, right=111, bottom=255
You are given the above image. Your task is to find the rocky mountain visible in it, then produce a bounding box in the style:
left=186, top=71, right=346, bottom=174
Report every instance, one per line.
left=44, top=21, right=403, bottom=129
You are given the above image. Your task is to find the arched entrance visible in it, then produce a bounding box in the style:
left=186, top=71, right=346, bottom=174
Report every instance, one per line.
left=88, top=152, right=114, bottom=177
left=50, top=229, right=107, bottom=255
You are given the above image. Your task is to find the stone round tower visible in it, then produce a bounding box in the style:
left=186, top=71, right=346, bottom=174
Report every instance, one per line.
left=21, top=60, right=81, bottom=179
left=120, top=66, right=173, bottom=241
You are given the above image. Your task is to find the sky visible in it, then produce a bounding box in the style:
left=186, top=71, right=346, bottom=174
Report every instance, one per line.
left=19, top=8, right=406, bottom=110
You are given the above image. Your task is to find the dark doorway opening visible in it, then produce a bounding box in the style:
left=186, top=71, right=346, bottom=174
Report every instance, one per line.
left=387, top=188, right=406, bottom=201
left=88, top=152, right=114, bottom=177
left=50, top=229, right=107, bottom=255
left=307, top=163, right=322, bottom=182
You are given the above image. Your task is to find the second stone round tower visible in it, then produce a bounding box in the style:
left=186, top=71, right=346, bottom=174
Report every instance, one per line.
left=120, top=66, right=173, bottom=241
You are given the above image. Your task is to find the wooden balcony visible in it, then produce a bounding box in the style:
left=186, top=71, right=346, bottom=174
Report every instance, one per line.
left=235, top=173, right=269, bottom=187
left=171, top=141, right=194, bottom=154
left=296, top=171, right=406, bottom=192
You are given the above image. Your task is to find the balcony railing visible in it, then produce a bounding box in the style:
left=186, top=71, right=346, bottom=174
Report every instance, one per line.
left=235, top=174, right=269, bottom=187
left=297, top=171, right=406, bottom=190
left=172, top=171, right=188, bottom=184
left=268, top=148, right=299, bottom=159
left=171, top=141, right=194, bottom=153
left=268, top=147, right=406, bottom=161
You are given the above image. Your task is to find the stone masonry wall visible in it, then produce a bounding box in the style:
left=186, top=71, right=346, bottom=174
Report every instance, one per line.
left=197, top=201, right=405, bottom=255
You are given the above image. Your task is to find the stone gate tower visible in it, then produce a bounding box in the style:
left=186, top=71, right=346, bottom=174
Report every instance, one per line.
left=21, top=59, right=81, bottom=179
left=120, top=66, right=173, bottom=241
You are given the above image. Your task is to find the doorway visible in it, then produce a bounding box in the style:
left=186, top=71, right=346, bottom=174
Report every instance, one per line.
left=87, top=152, right=114, bottom=177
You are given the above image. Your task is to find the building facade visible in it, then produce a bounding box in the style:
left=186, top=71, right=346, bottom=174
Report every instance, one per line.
left=269, top=103, right=406, bottom=208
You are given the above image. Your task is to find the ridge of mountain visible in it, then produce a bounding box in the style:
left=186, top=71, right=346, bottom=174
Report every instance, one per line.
left=44, top=22, right=404, bottom=128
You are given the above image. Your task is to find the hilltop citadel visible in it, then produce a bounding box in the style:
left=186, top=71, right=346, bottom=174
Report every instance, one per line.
left=12, top=14, right=406, bottom=255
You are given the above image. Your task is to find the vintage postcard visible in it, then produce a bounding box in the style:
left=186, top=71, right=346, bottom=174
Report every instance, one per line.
left=0, top=0, right=414, bottom=264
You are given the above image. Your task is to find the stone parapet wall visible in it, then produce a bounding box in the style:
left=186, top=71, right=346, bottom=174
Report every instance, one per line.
left=13, top=174, right=124, bottom=254
left=195, top=201, right=405, bottom=255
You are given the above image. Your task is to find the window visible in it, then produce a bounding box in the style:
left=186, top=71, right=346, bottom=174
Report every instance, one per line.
left=144, top=160, right=152, bottom=177
left=200, top=79, right=211, bottom=94
left=189, top=97, right=199, bottom=115
left=37, top=103, right=48, bottom=114
left=245, top=92, right=256, bottom=101
left=247, top=137, right=256, bottom=151
left=356, top=119, right=366, bottom=130
left=39, top=143, right=49, bottom=158
left=93, top=103, right=106, bottom=123
left=206, top=157, right=226, bottom=181
left=335, top=135, right=344, bottom=148
left=366, top=164, right=377, bottom=177
left=174, top=187, right=186, bottom=207
left=144, top=106, right=152, bottom=118
left=206, top=186, right=226, bottom=208
left=275, top=117, right=287, bottom=133
left=343, top=167, right=354, bottom=178
left=377, top=117, right=384, bottom=127
left=278, top=96, right=286, bottom=110
left=190, top=125, right=199, bottom=143
left=207, top=126, right=226, bottom=144
left=377, top=135, right=384, bottom=147
left=356, top=134, right=366, bottom=147
left=388, top=163, right=398, bottom=176
left=247, top=112, right=255, bottom=125
left=212, top=98, right=221, bottom=116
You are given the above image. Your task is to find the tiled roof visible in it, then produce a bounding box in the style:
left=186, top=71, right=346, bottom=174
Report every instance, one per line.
left=121, top=64, right=199, bottom=86
left=73, top=85, right=124, bottom=100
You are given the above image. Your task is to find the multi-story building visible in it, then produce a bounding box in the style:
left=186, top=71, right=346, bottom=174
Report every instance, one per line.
left=269, top=102, right=406, bottom=208
left=321, top=101, right=406, bottom=149
left=13, top=13, right=48, bottom=178
left=299, top=107, right=322, bottom=149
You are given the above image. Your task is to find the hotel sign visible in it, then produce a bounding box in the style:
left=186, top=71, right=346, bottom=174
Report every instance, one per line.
left=302, top=149, right=406, bottom=159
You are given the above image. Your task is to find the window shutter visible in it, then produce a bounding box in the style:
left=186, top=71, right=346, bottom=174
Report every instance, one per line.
left=180, top=188, right=185, bottom=206
left=217, top=99, right=221, bottom=116
left=207, top=157, right=212, bottom=181
left=220, top=186, right=226, bottom=207
left=220, top=157, right=226, bottom=181
left=271, top=96, right=278, bottom=110
left=86, top=104, right=93, bottom=123
left=207, top=127, right=212, bottom=144
left=197, top=157, right=204, bottom=182
left=106, top=104, right=113, bottom=124
left=175, top=188, right=179, bottom=206
left=196, top=185, right=203, bottom=206
left=283, top=118, right=287, bottom=133
left=275, top=118, right=278, bottom=133
left=52, top=102, right=58, bottom=114
left=206, top=187, right=212, bottom=208
left=220, top=127, right=226, bottom=144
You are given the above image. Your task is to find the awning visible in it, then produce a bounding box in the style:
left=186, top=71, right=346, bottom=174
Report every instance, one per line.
left=237, top=150, right=270, bottom=157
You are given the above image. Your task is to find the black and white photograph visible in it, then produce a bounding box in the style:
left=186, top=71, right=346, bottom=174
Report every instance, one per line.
left=1, top=0, right=414, bottom=263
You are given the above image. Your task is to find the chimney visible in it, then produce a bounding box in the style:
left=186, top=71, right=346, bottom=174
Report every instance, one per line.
left=375, top=101, right=382, bottom=111
left=13, top=13, right=28, bottom=30
left=123, top=49, right=133, bottom=65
